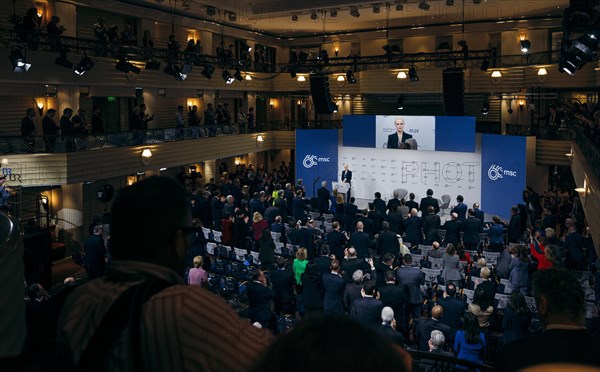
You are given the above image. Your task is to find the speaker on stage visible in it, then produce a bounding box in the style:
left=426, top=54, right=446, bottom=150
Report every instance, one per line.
left=443, top=68, right=465, bottom=116
left=310, top=74, right=338, bottom=114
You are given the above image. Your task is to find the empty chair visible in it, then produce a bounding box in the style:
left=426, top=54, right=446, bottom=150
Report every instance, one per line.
left=421, top=268, right=442, bottom=283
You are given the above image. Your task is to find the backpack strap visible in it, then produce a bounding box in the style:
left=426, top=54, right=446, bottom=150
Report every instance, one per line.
left=76, top=278, right=173, bottom=372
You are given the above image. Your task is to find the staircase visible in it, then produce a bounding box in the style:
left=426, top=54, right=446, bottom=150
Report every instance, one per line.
left=536, top=139, right=571, bottom=166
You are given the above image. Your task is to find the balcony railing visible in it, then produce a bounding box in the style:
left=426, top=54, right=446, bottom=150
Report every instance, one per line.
left=505, top=124, right=574, bottom=140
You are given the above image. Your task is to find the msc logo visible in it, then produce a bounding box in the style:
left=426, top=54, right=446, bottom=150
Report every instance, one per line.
left=487, top=164, right=517, bottom=181
left=302, top=155, right=330, bottom=169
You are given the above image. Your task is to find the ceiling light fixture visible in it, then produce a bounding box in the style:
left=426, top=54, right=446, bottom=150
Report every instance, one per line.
left=350, top=7, right=360, bottom=17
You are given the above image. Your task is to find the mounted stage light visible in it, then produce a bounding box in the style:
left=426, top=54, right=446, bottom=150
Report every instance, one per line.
left=330, top=9, right=337, bottom=17
left=164, top=64, right=187, bottom=80
left=206, top=6, right=216, bottom=16
left=418, top=1, right=430, bottom=11
left=481, top=100, right=490, bottom=115
left=74, top=55, right=94, bottom=75
left=397, top=70, right=407, bottom=79
left=397, top=96, right=404, bottom=110
left=9, top=49, right=31, bottom=73
left=201, top=64, right=215, bottom=79
left=222, top=70, right=235, bottom=84
left=234, top=68, right=243, bottom=81
left=373, top=4, right=380, bottom=13
left=560, top=54, right=584, bottom=75
left=446, top=0, right=454, bottom=5
left=350, top=7, right=360, bottom=17
left=115, top=58, right=140, bottom=74
left=55, top=51, right=73, bottom=69
left=145, top=60, right=161, bottom=70
left=520, top=39, right=531, bottom=53
left=346, top=69, right=357, bottom=84
left=228, top=12, right=237, bottom=22
left=291, top=13, right=298, bottom=21
left=480, top=59, right=490, bottom=71
left=310, top=10, right=318, bottom=20
left=408, top=65, right=419, bottom=82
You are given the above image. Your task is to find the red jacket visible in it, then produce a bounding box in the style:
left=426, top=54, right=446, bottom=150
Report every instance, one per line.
left=530, top=242, right=553, bottom=270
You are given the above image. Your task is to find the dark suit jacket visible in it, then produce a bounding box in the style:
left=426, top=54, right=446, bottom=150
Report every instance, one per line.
left=377, top=230, right=400, bottom=257
left=420, top=196, right=440, bottom=214
left=297, top=227, right=315, bottom=260
left=358, top=216, right=375, bottom=239
left=438, top=296, right=465, bottom=330
left=387, top=132, right=413, bottom=149
left=344, top=203, right=359, bottom=232
left=341, top=258, right=370, bottom=283
left=442, top=219, right=462, bottom=246
left=379, top=324, right=405, bottom=345
left=473, top=208, right=485, bottom=224
left=461, top=217, right=483, bottom=244
left=351, top=297, right=384, bottom=327
left=322, top=272, right=345, bottom=314
left=326, top=230, right=346, bottom=260
left=373, top=198, right=387, bottom=218
left=341, top=169, right=352, bottom=185
left=451, top=202, right=468, bottom=220
left=404, top=215, right=423, bottom=245
left=387, top=211, right=403, bottom=235
left=343, top=282, right=363, bottom=311
left=315, top=255, right=333, bottom=276
left=378, top=283, right=407, bottom=324
left=507, top=214, right=522, bottom=243
left=495, top=329, right=600, bottom=372
left=405, top=200, right=419, bottom=212
left=293, top=196, right=307, bottom=221
left=422, top=214, right=441, bottom=244
left=317, top=187, right=331, bottom=213
left=350, top=231, right=372, bottom=259
left=373, top=259, right=394, bottom=287
left=270, top=269, right=295, bottom=304
left=246, top=281, right=273, bottom=322
left=84, top=234, right=106, bottom=272
left=396, top=266, right=424, bottom=304
left=415, top=318, right=456, bottom=351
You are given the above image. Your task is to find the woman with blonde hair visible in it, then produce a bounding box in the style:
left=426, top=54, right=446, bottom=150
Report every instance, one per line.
left=334, top=193, right=345, bottom=224
left=293, top=248, right=309, bottom=288
left=188, top=255, right=208, bottom=286
left=252, top=211, right=269, bottom=241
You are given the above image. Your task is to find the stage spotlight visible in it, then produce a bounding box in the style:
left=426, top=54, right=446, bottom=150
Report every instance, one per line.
left=201, top=64, right=215, bottom=79
left=397, top=96, right=404, bottom=110
left=418, top=1, right=430, bottom=11
left=310, top=10, right=318, bottom=20
left=330, top=9, right=337, bottom=17
left=346, top=69, right=357, bottom=84
left=373, top=4, right=380, bottom=13
left=234, top=68, right=243, bottom=81
left=559, top=54, right=584, bottom=75
left=446, top=0, right=454, bottom=5
left=181, top=63, right=193, bottom=74
left=520, top=39, right=531, bottom=53
left=473, top=0, right=482, bottom=4
left=222, top=70, right=235, bottom=84
left=206, top=6, right=216, bottom=16
left=74, top=55, right=94, bottom=75
left=481, top=100, right=490, bottom=115
left=350, top=7, right=360, bottom=17
left=55, top=51, right=73, bottom=69
left=291, top=13, right=298, bottom=22
left=396, top=3, right=404, bottom=11
left=164, top=64, right=187, bottom=80
left=145, top=60, right=161, bottom=70
left=240, top=41, right=252, bottom=53
left=115, top=58, right=140, bottom=74
left=480, top=59, right=490, bottom=71
left=9, top=49, right=31, bottom=73
left=408, top=65, right=419, bottom=82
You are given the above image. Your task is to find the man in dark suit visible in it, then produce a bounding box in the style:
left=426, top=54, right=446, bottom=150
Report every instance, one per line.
left=415, top=305, right=455, bottom=351
left=297, top=218, right=316, bottom=260
left=317, top=181, right=331, bottom=215
left=507, top=205, right=522, bottom=243
left=387, top=117, right=413, bottom=149
left=405, top=193, right=419, bottom=212
left=387, top=205, right=403, bottom=235
left=378, top=270, right=407, bottom=329
left=373, top=192, right=387, bottom=218
left=495, top=268, right=600, bottom=371
left=325, top=221, right=347, bottom=261
left=386, top=190, right=401, bottom=213
left=84, top=224, right=106, bottom=279
left=420, top=189, right=440, bottom=214
left=292, top=190, right=307, bottom=221
left=404, top=208, right=423, bottom=248
left=422, top=206, right=441, bottom=245
left=341, top=247, right=371, bottom=283
left=350, top=280, right=384, bottom=328
left=442, top=213, right=461, bottom=246
left=269, top=257, right=296, bottom=316
left=350, top=221, right=372, bottom=259
left=437, top=284, right=464, bottom=331
left=341, top=163, right=352, bottom=202
left=451, top=195, right=468, bottom=221
left=344, top=197, right=359, bottom=233
left=473, top=203, right=484, bottom=224
left=377, top=222, right=400, bottom=257
left=315, top=245, right=333, bottom=275
left=246, top=269, right=274, bottom=329
left=373, top=253, right=395, bottom=287
left=358, top=209, right=375, bottom=239
left=396, top=254, right=424, bottom=320
left=322, top=260, right=345, bottom=314
left=366, top=203, right=382, bottom=237
left=461, top=209, right=483, bottom=250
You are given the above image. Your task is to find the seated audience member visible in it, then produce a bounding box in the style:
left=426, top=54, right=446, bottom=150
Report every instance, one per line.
left=56, top=177, right=271, bottom=371
left=250, top=315, right=411, bottom=372
left=501, top=291, right=532, bottom=345
left=350, top=280, right=384, bottom=328
left=454, top=312, right=486, bottom=366
left=187, top=255, right=208, bottom=286
left=379, top=306, right=405, bottom=346
left=470, top=257, right=487, bottom=279
left=437, top=283, right=465, bottom=331
left=495, top=268, right=600, bottom=371
left=415, top=305, right=455, bottom=351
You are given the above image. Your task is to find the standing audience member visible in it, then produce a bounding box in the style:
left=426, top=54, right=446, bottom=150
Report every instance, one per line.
left=454, top=312, right=486, bottom=366
left=442, top=244, right=462, bottom=288
left=257, top=228, right=275, bottom=270
left=246, top=269, right=274, bottom=330
left=509, top=244, right=530, bottom=295
left=322, top=260, right=345, bottom=314
left=350, top=279, right=383, bottom=328
left=269, top=257, right=295, bottom=316
left=21, top=108, right=36, bottom=138
left=300, top=264, right=323, bottom=316
left=501, top=291, right=532, bottom=345
left=47, top=16, right=66, bottom=51
left=495, top=268, right=600, bottom=371
left=187, top=255, right=208, bottom=286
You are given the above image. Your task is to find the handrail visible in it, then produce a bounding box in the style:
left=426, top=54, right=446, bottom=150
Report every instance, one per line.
left=574, top=126, right=600, bottom=180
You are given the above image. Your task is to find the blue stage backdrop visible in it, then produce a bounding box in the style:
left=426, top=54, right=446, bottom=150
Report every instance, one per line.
left=296, top=129, right=339, bottom=198
left=481, top=134, right=526, bottom=219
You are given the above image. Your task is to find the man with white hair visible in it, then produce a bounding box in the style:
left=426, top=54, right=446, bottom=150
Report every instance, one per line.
left=429, top=330, right=454, bottom=356
left=350, top=221, right=372, bottom=259
left=404, top=208, right=423, bottom=248
left=379, top=306, right=405, bottom=345
left=442, top=212, right=461, bottom=246
left=341, top=247, right=371, bottom=283
left=317, top=180, right=331, bottom=215
left=343, top=269, right=365, bottom=312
